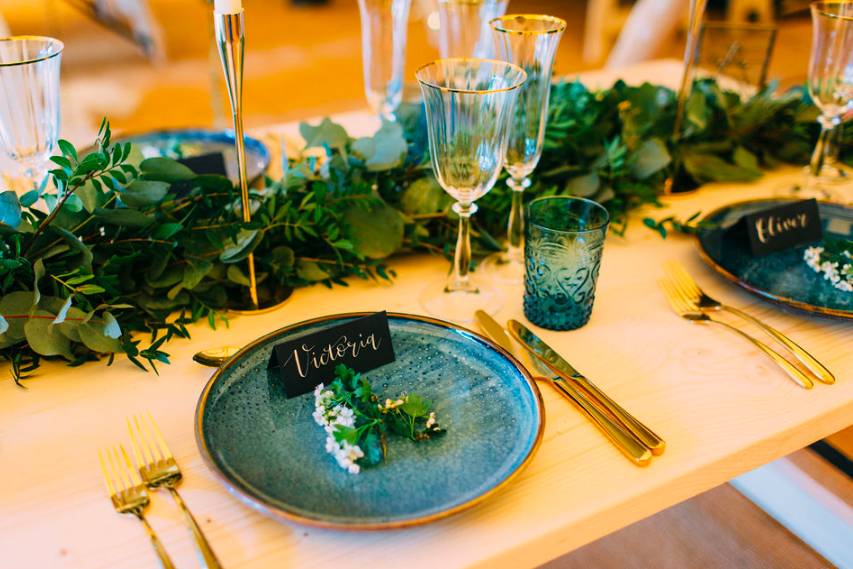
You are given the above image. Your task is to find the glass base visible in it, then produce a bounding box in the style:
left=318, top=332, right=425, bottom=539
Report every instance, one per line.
left=418, top=277, right=505, bottom=323
left=479, top=252, right=524, bottom=285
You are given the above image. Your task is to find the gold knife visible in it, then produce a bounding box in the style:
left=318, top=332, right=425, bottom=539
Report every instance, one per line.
left=475, top=311, right=652, bottom=466
left=507, top=319, right=666, bottom=456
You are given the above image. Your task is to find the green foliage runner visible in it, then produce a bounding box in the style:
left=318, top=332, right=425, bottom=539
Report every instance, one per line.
left=0, top=79, right=845, bottom=383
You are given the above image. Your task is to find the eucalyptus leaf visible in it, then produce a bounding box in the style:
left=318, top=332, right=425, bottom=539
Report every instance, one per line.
left=78, top=319, right=123, bottom=353
left=0, top=191, right=21, bottom=229
left=0, top=314, right=8, bottom=335
left=565, top=172, right=600, bottom=197
left=25, top=309, right=73, bottom=359
left=630, top=138, right=671, bottom=179
left=343, top=202, right=404, bottom=259
left=296, top=260, right=330, bottom=282
left=352, top=121, right=408, bottom=171
left=140, top=157, right=195, bottom=182
left=219, top=229, right=261, bottom=263
left=226, top=264, right=251, bottom=286
left=121, top=180, right=170, bottom=207
left=400, top=177, right=451, bottom=215
left=0, top=291, right=36, bottom=340
left=300, top=118, right=349, bottom=151
left=93, top=207, right=156, bottom=227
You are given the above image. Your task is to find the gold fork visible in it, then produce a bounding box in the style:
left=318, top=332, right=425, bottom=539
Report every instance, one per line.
left=660, top=279, right=814, bottom=390
left=128, top=414, right=223, bottom=569
left=666, top=261, right=834, bottom=384
left=99, top=445, right=176, bottom=569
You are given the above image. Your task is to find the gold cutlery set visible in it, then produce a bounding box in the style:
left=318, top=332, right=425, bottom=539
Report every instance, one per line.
left=98, top=414, right=222, bottom=569
left=476, top=310, right=665, bottom=466
left=660, top=262, right=835, bottom=390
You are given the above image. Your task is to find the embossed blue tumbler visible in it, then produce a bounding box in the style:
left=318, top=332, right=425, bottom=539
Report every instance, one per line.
left=524, top=196, right=610, bottom=330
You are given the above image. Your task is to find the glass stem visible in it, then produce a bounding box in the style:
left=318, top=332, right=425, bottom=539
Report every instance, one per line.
left=506, top=177, right=530, bottom=264
left=447, top=202, right=478, bottom=293
left=810, top=115, right=841, bottom=177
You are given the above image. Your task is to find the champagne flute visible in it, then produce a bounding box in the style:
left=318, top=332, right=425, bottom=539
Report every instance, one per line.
left=0, top=36, right=63, bottom=195
left=481, top=14, right=566, bottom=283
left=806, top=1, right=852, bottom=200
left=358, top=0, right=411, bottom=122
left=416, top=58, right=526, bottom=320
left=437, top=0, right=508, bottom=59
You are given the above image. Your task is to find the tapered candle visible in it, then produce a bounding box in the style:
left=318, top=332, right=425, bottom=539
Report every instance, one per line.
left=214, top=0, right=242, bottom=14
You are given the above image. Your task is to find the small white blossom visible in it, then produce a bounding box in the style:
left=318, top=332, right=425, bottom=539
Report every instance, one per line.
left=804, top=245, right=853, bottom=293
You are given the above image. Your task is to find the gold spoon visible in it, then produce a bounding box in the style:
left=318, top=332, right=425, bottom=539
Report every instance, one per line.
left=192, top=346, right=240, bottom=367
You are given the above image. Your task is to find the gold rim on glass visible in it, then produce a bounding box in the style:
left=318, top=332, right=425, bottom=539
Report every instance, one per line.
left=489, top=14, right=568, bottom=35
left=696, top=198, right=852, bottom=320
left=415, top=57, right=528, bottom=94
left=195, top=311, right=545, bottom=530
left=811, top=1, right=853, bottom=21
left=0, top=36, right=64, bottom=67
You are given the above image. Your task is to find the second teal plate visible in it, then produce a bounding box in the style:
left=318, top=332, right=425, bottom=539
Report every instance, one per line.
left=195, top=313, right=543, bottom=529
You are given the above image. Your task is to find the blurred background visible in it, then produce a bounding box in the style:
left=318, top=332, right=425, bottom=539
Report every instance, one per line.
left=0, top=0, right=819, bottom=143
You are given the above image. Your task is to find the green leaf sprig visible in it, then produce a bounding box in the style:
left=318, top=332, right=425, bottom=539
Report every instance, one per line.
left=0, top=78, right=842, bottom=384
left=312, top=365, right=445, bottom=473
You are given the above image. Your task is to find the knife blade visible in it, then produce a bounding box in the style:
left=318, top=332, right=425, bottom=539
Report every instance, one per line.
left=475, top=310, right=652, bottom=466
left=507, top=319, right=665, bottom=456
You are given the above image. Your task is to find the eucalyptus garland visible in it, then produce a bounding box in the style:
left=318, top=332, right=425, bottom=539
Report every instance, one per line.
left=0, top=79, right=841, bottom=383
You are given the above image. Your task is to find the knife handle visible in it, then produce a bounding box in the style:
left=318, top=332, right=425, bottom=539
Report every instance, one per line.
left=572, top=376, right=665, bottom=455
left=545, top=378, right=652, bottom=467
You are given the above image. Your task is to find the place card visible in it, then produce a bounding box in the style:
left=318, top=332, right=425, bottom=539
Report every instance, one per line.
left=268, top=312, right=395, bottom=398
left=177, top=152, right=228, bottom=176
left=744, top=199, right=823, bottom=256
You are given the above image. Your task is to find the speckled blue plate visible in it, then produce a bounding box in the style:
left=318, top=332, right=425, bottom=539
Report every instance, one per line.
left=115, top=129, right=270, bottom=183
left=698, top=199, right=852, bottom=319
left=195, top=312, right=543, bottom=530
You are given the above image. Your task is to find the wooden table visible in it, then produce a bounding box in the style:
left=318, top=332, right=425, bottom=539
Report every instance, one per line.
left=2, top=61, right=851, bottom=569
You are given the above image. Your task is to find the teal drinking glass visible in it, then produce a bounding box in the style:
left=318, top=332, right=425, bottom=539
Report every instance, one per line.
left=524, top=196, right=610, bottom=330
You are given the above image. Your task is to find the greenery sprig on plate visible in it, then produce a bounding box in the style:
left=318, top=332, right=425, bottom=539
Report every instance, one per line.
left=312, top=365, right=444, bottom=474
left=0, top=79, right=842, bottom=383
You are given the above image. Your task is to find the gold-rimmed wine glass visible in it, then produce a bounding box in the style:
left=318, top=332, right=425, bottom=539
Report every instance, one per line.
left=416, top=58, right=526, bottom=321
left=805, top=1, right=852, bottom=201
left=358, top=0, right=411, bottom=122
left=0, top=36, right=63, bottom=195
left=437, top=0, right=508, bottom=59
left=481, top=14, right=566, bottom=283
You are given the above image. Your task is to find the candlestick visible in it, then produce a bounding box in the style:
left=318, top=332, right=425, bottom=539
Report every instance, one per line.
left=667, top=0, right=708, bottom=194
left=214, top=2, right=259, bottom=308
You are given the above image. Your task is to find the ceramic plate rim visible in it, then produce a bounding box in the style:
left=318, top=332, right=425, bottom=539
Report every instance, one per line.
left=696, top=197, right=852, bottom=319
left=194, top=311, right=545, bottom=530
left=111, top=127, right=271, bottom=181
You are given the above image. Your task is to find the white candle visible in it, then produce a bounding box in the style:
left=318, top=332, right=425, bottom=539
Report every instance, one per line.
left=214, top=0, right=242, bottom=14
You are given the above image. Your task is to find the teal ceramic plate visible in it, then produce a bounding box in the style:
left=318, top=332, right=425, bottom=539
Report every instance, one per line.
left=697, top=199, right=852, bottom=319
left=195, top=312, right=544, bottom=530
left=114, top=129, right=270, bottom=183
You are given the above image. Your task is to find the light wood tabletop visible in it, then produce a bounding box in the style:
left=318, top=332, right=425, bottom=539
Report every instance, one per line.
left=2, top=61, right=851, bottom=569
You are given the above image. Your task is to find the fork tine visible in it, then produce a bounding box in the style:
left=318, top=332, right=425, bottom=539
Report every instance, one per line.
left=120, top=445, right=144, bottom=487
left=660, top=280, right=685, bottom=315
left=668, top=262, right=703, bottom=299
left=665, top=269, right=698, bottom=305
left=668, top=279, right=698, bottom=314
left=108, top=446, right=130, bottom=492
left=146, top=412, right=174, bottom=460
left=134, top=414, right=161, bottom=462
left=98, top=449, right=116, bottom=496
left=127, top=417, right=147, bottom=469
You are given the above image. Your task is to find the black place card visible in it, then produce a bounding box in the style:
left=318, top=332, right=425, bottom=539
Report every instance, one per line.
left=177, top=152, right=228, bottom=177
left=744, top=199, right=823, bottom=257
left=268, top=311, right=395, bottom=398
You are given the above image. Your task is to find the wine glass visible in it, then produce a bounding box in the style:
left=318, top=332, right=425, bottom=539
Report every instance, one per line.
left=357, top=0, right=411, bottom=122
left=806, top=1, right=852, bottom=200
left=416, top=58, right=526, bottom=320
left=481, top=14, right=566, bottom=283
left=437, top=0, right=508, bottom=59
left=0, top=36, right=63, bottom=194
